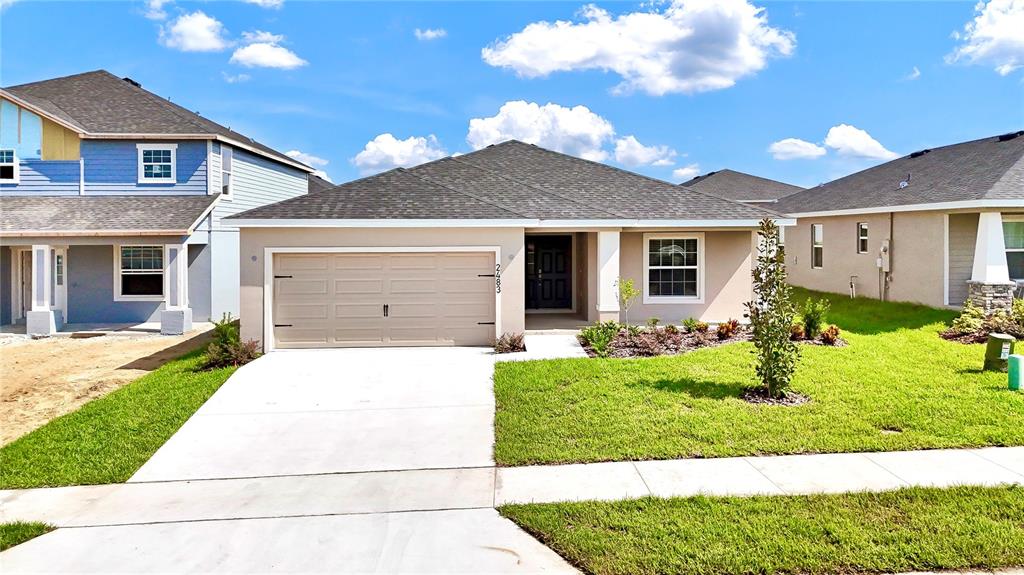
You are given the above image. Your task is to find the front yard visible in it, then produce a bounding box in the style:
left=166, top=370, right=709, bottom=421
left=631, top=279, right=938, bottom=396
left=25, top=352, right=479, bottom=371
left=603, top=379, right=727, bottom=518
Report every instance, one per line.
left=495, top=288, right=1024, bottom=466
left=501, top=485, right=1024, bottom=575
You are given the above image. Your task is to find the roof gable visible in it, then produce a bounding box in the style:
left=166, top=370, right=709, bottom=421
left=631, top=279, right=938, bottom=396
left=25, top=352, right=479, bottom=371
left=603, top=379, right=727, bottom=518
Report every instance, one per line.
left=682, top=169, right=803, bottom=202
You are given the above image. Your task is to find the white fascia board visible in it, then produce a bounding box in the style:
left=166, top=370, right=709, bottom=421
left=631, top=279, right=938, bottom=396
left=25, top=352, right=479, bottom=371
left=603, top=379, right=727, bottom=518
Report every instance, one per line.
left=786, top=199, right=1024, bottom=218
left=229, top=218, right=538, bottom=228
left=535, top=219, right=795, bottom=228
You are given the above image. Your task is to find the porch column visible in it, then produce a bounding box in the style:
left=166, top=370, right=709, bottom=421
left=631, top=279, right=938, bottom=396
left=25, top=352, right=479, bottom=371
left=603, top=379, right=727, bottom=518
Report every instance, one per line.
left=160, top=244, right=192, bottom=335
left=26, top=244, right=59, bottom=336
left=596, top=230, right=621, bottom=322
left=969, top=212, right=1015, bottom=313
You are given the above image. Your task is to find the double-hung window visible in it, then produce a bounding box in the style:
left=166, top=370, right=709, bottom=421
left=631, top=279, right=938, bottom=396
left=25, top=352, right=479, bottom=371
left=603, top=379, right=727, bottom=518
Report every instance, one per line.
left=116, top=246, right=164, bottom=300
left=137, top=144, right=176, bottom=184
left=644, top=233, right=703, bottom=303
left=0, top=149, right=18, bottom=183
left=857, top=222, right=869, bottom=253
left=221, top=146, right=233, bottom=197
left=811, top=224, right=824, bottom=268
left=1003, top=219, right=1024, bottom=280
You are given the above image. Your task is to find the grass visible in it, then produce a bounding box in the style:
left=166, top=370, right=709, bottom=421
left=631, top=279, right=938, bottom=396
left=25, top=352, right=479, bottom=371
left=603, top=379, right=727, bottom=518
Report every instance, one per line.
left=495, top=288, right=1024, bottom=466
left=0, top=350, right=236, bottom=489
left=0, top=522, right=54, bottom=551
left=500, top=486, right=1024, bottom=575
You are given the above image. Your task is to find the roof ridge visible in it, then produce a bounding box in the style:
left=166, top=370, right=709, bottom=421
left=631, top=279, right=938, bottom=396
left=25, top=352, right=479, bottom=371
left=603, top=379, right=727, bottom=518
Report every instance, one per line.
left=2, top=69, right=111, bottom=90
left=399, top=166, right=531, bottom=219
left=449, top=154, right=630, bottom=219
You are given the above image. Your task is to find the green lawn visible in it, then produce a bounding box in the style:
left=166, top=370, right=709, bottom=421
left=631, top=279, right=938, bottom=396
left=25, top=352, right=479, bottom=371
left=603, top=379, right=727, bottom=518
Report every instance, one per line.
left=0, top=522, right=54, bottom=551
left=500, top=486, right=1024, bottom=575
left=0, top=350, right=236, bottom=489
left=495, top=288, right=1024, bottom=466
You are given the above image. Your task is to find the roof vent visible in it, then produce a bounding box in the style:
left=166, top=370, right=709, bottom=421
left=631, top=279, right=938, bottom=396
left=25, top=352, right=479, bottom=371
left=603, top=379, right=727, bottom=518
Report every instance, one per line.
left=909, top=149, right=930, bottom=158
left=899, top=173, right=911, bottom=189
left=122, top=76, right=141, bottom=88
left=998, top=130, right=1024, bottom=142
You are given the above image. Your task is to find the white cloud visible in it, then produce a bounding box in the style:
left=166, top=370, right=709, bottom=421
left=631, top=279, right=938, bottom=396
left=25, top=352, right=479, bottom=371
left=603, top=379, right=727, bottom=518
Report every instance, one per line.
left=1, top=0, right=19, bottom=10
left=159, top=11, right=232, bottom=52
left=243, top=0, right=284, bottom=8
left=904, top=65, right=921, bottom=80
left=286, top=149, right=329, bottom=167
left=221, top=71, right=251, bottom=83
left=614, top=135, right=677, bottom=166
left=352, top=134, right=447, bottom=175
left=948, top=0, right=1024, bottom=75
left=823, top=124, right=898, bottom=160
left=768, top=137, right=826, bottom=160
left=672, top=163, right=701, bottom=182
left=467, top=101, right=615, bottom=161
left=414, top=28, right=447, bottom=41
left=231, top=31, right=307, bottom=69
left=481, top=0, right=795, bottom=96
left=144, top=0, right=170, bottom=20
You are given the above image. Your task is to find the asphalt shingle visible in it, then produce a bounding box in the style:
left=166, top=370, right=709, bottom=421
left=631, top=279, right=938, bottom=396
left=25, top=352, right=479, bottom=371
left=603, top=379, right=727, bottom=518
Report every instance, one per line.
left=681, top=169, right=803, bottom=202
left=0, top=195, right=219, bottom=234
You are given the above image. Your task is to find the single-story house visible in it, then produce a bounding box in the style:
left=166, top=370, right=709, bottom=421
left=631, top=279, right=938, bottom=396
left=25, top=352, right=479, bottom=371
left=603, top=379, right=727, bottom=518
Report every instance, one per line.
left=0, top=70, right=313, bottom=335
left=681, top=168, right=803, bottom=205
left=773, top=130, right=1024, bottom=311
left=228, top=140, right=792, bottom=350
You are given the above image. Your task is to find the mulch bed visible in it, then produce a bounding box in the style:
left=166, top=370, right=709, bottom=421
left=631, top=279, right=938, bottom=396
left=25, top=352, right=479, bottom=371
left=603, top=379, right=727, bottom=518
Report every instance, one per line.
left=939, top=330, right=990, bottom=344
left=741, top=387, right=811, bottom=406
left=795, top=336, right=849, bottom=347
left=579, top=328, right=751, bottom=358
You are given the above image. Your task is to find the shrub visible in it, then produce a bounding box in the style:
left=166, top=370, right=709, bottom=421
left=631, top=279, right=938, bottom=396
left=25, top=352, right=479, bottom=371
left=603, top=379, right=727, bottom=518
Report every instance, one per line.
left=802, top=298, right=831, bottom=339
left=820, top=324, right=841, bottom=345
left=202, top=314, right=261, bottom=369
left=494, top=332, right=526, bottom=354
left=681, top=318, right=700, bottom=333
left=664, top=324, right=679, bottom=335
left=745, top=218, right=800, bottom=399
left=616, top=278, right=641, bottom=332
left=693, top=321, right=710, bottom=334
left=950, top=302, right=985, bottom=335
left=633, top=333, right=664, bottom=356
left=580, top=321, right=620, bottom=358
left=1014, top=298, right=1024, bottom=325
left=646, top=317, right=660, bottom=330
left=716, top=319, right=740, bottom=340
left=789, top=323, right=805, bottom=341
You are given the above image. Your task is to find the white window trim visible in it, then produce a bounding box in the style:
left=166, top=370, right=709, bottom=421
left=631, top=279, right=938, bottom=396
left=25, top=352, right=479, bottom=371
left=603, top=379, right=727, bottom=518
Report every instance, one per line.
left=1002, top=214, right=1024, bottom=281
left=642, top=232, right=705, bottom=304
left=857, top=222, right=869, bottom=254
left=0, top=148, right=19, bottom=184
left=220, top=145, right=234, bottom=200
left=136, top=143, right=177, bottom=184
left=113, top=244, right=166, bottom=302
left=811, top=224, right=824, bottom=269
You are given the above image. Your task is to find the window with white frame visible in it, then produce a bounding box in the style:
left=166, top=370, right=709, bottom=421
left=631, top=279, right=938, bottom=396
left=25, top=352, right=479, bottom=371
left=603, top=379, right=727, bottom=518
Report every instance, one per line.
left=1003, top=219, right=1024, bottom=280
left=221, top=146, right=233, bottom=197
left=117, top=246, right=164, bottom=299
left=137, top=144, right=176, bottom=183
left=644, top=234, right=702, bottom=302
left=0, top=149, right=18, bottom=183
left=811, top=224, right=824, bottom=268
left=857, top=222, right=869, bottom=253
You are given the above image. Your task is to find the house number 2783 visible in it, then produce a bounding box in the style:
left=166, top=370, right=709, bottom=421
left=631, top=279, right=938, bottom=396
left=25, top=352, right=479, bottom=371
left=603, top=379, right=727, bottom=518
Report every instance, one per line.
left=494, top=263, right=501, bottom=294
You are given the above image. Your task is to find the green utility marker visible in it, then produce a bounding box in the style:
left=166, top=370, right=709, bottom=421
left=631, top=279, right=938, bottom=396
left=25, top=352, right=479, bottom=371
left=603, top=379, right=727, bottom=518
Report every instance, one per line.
left=1009, top=354, right=1023, bottom=391
left=984, top=333, right=1015, bottom=372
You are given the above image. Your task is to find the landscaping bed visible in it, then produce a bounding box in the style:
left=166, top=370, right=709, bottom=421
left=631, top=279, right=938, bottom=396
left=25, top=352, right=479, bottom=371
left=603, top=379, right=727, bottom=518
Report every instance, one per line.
left=500, top=485, right=1024, bottom=575
left=493, top=288, right=1024, bottom=466
left=578, top=322, right=750, bottom=358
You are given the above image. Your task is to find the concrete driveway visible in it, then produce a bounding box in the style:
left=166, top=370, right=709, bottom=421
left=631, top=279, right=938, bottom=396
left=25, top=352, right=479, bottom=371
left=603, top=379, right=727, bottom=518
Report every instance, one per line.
left=131, top=347, right=497, bottom=481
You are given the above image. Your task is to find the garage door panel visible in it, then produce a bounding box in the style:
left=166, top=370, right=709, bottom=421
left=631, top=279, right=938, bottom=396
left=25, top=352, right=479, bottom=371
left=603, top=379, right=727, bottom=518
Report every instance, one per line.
left=274, top=252, right=495, bottom=349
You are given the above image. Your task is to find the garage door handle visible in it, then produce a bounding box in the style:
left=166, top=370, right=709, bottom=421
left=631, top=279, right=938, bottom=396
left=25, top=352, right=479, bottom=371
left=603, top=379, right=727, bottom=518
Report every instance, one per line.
left=383, top=304, right=389, bottom=317
left=477, top=274, right=496, bottom=277
left=477, top=322, right=495, bottom=325
left=274, top=324, right=292, bottom=328
left=274, top=275, right=292, bottom=279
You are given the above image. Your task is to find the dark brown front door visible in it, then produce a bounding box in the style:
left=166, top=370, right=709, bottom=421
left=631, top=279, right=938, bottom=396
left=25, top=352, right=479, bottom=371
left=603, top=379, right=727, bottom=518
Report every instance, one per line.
left=526, top=235, right=572, bottom=310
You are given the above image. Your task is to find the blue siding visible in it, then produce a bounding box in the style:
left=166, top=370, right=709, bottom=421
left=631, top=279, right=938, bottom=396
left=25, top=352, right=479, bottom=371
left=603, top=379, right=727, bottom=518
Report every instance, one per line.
left=0, top=160, right=80, bottom=194
left=80, top=140, right=207, bottom=195
left=67, top=245, right=163, bottom=323
left=212, top=146, right=306, bottom=223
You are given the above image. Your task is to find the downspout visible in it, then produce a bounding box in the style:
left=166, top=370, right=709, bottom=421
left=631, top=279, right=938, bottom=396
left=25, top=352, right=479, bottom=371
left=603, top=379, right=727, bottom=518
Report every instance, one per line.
left=885, top=211, right=894, bottom=301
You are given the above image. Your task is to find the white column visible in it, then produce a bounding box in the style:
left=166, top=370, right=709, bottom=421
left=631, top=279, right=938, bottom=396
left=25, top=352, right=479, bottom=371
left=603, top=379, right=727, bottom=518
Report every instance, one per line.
left=31, top=244, right=52, bottom=311
left=596, top=230, right=621, bottom=320
left=971, top=212, right=1010, bottom=283
left=164, top=244, right=189, bottom=309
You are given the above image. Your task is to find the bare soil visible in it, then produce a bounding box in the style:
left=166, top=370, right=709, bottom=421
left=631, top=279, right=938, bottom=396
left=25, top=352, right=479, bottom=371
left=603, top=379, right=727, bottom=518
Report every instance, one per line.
left=0, top=329, right=212, bottom=445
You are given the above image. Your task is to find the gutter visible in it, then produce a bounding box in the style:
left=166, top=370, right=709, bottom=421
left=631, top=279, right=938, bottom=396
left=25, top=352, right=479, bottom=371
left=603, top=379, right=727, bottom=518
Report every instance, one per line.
left=227, top=217, right=797, bottom=228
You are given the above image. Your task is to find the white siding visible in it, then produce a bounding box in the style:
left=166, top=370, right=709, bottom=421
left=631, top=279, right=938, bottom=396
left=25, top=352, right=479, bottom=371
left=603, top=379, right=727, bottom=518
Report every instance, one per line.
left=212, top=146, right=306, bottom=227
left=947, top=213, right=978, bottom=307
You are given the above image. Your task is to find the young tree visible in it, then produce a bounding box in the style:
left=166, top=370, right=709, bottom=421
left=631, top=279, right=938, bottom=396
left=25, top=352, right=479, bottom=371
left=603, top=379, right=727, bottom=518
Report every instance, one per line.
left=745, top=218, right=801, bottom=398
left=616, top=277, right=640, bottom=331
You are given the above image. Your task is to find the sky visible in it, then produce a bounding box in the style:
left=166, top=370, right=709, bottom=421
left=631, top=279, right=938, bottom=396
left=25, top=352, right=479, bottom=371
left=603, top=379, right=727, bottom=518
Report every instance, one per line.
left=1, top=0, right=1022, bottom=188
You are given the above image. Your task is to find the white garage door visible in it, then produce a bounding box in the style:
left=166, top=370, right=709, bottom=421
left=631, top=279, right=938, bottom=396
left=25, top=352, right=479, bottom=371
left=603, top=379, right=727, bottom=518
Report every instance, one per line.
left=272, top=251, right=496, bottom=348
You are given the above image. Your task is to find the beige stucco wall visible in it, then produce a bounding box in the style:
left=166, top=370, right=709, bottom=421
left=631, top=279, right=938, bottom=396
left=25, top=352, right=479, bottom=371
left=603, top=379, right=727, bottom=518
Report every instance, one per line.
left=785, top=212, right=947, bottom=307
left=612, top=230, right=755, bottom=324
left=238, top=227, right=526, bottom=348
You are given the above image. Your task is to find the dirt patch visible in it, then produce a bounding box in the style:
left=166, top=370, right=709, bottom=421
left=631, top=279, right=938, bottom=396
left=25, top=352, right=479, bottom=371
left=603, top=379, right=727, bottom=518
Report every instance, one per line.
left=0, top=329, right=212, bottom=445
left=741, top=387, right=811, bottom=406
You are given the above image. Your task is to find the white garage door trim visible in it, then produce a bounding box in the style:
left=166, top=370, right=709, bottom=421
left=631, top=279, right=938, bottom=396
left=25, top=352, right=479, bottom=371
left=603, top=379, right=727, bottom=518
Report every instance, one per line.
left=263, top=246, right=502, bottom=352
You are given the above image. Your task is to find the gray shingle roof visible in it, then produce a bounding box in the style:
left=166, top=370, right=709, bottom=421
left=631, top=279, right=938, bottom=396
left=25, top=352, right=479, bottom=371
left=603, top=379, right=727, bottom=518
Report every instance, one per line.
left=682, top=169, right=803, bottom=202
left=775, top=131, right=1024, bottom=214
left=233, top=141, right=778, bottom=222
left=2, top=70, right=310, bottom=171
left=0, top=195, right=219, bottom=235
left=307, top=173, right=335, bottom=194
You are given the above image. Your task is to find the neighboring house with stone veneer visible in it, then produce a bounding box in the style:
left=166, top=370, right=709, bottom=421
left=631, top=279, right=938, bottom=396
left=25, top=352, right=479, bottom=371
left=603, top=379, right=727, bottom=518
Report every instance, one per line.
left=773, top=130, right=1024, bottom=312
left=0, top=70, right=313, bottom=335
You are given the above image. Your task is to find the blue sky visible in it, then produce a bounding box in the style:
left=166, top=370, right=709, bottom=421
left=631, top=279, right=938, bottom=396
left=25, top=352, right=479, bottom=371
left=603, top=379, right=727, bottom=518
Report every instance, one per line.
left=2, top=0, right=1022, bottom=187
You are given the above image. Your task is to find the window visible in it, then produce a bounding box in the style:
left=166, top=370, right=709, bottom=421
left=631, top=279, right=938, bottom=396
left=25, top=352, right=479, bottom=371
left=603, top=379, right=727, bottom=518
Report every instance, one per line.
left=0, top=149, right=17, bottom=183
left=55, top=254, right=64, bottom=287
left=857, top=222, right=869, bottom=253
left=136, top=144, right=176, bottom=183
left=811, top=224, right=824, bottom=268
left=116, top=246, right=164, bottom=299
left=644, top=234, right=703, bottom=303
left=221, top=146, right=233, bottom=197
left=1003, top=220, right=1024, bottom=279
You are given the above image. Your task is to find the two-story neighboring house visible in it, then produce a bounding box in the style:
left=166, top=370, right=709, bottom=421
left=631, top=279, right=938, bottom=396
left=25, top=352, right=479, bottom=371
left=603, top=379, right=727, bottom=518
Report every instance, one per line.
left=0, top=70, right=314, bottom=335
